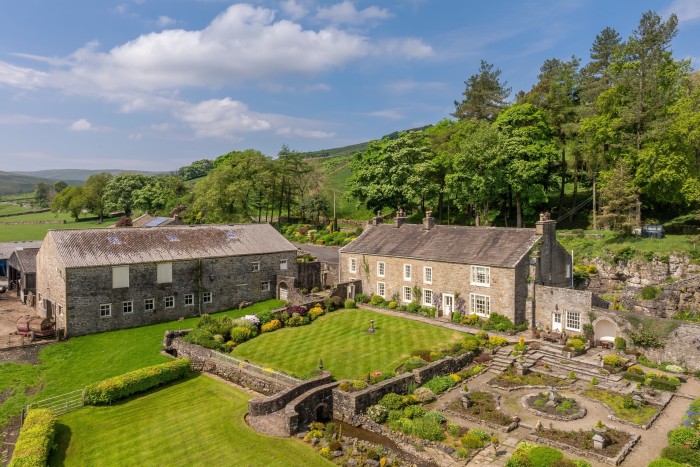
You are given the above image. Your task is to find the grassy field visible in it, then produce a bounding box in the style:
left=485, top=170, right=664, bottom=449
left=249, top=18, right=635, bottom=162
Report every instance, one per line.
left=312, top=155, right=377, bottom=221
left=0, top=211, right=110, bottom=241
left=51, top=375, right=329, bottom=466
left=0, top=300, right=283, bottom=428
left=232, top=308, right=464, bottom=380
left=0, top=203, right=31, bottom=216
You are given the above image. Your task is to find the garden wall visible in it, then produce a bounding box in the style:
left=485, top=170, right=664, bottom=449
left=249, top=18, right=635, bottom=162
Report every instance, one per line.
left=164, top=333, right=292, bottom=396
left=248, top=371, right=333, bottom=416
left=285, top=380, right=341, bottom=435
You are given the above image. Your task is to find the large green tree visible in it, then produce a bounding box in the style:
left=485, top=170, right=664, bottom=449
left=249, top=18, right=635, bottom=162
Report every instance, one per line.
left=83, top=172, right=112, bottom=222
left=132, top=176, right=188, bottom=215
left=33, top=182, right=50, bottom=208
left=453, top=60, right=511, bottom=122
left=103, top=173, right=150, bottom=217
left=51, top=185, right=86, bottom=221
left=495, top=103, right=558, bottom=227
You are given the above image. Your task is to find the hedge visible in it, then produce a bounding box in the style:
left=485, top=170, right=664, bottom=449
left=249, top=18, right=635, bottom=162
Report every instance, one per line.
left=650, top=378, right=680, bottom=392
left=622, top=371, right=646, bottom=383
left=84, top=358, right=191, bottom=405
left=9, top=408, right=57, bottom=467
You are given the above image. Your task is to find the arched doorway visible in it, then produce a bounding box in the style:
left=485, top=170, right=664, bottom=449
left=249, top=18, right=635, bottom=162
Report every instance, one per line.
left=278, top=282, right=288, bottom=300
left=315, top=403, right=330, bottom=422
left=593, top=317, right=618, bottom=345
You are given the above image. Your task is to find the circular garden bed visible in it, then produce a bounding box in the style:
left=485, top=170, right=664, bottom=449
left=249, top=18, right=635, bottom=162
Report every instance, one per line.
left=521, top=390, right=586, bottom=421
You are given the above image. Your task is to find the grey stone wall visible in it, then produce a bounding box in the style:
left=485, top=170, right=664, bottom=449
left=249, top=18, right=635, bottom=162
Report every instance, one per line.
left=296, top=261, right=321, bottom=291
left=35, top=235, right=67, bottom=332
left=412, top=352, right=474, bottom=385
left=321, top=262, right=339, bottom=288
left=165, top=335, right=292, bottom=395
left=329, top=279, right=363, bottom=301
left=248, top=371, right=333, bottom=416
left=59, top=250, right=296, bottom=337
left=533, top=285, right=595, bottom=331
left=535, top=220, right=572, bottom=288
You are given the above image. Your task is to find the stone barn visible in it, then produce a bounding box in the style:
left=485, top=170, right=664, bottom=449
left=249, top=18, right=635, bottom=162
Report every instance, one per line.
left=35, top=224, right=297, bottom=337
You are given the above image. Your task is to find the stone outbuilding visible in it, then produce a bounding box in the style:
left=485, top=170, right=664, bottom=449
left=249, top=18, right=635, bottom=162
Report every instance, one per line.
left=35, top=224, right=297, bottom=337
left=339, top=211, right=572, bottom=326
left=7, top=247, right=39, bottom=304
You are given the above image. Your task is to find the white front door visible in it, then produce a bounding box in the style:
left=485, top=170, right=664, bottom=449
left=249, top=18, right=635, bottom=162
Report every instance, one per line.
left=443, top=294, right=454, bottom=318
left=279, top=285, right=288, bottom=300
left=552, top=312, right=562, bottom=332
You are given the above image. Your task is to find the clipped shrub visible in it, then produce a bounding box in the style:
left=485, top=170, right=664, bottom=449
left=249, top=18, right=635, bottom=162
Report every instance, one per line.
left=230, top=326, right=253, bottom=344
left=355, top=293, right=369, bottom=304
left=462, top=338, right=481, bottom=353
left=664, top=365, right=685, bottom=374
left=530, top=446, right=564, bottom=467
left=9, top=408, right=56, bottom=467
left=622, top=371, right=645, bottom=383
left=603, top=354, right=624, bottom=368
left=411, top=416, right=445, bottom=441
left=402, top=356, right=428, bottom=372
left=406, top=301, right=421, bottom=313
left=182, top=327, right=222, bottom=351
left=337, top=382, right=350, bottom=392
left=475, top=330, right=489, bottom=341
left=350, top=380, right=367, bottom=390
left=308, top=306, right=326, bottom=320
left=330, top=296, right=342, bottom=307
left=369, top=295, right=385, bottom=306
left=379, top=393, right=407, bottom=411
left=344, top=299, right=356, bottom=309
left=650, top=378, right=680, bottom=392
left=423, top=375, right=458, bottom=395
left=413, top=387, right=436, bottom=403
left=387, top=301, right=397, bottom=309
left=261, top=319, right=281, bottom=333
left=614, top=336, right=627, bottom=350
left=489, top=336, right=509, bottom=347
left=461, top=313, right=481, bottom=326
left=366, top=404, right=389, bottom=423
left=84, top=359, right=191, bottom=404
left=567, top=338, right=586, bottom=352
left=461, top=432, right=486, bottom=449
left=627, top=365, right=645, bottom=375
left=661, top=445, right=700, bottom=465
left=286, top=312, right=308, bottom=327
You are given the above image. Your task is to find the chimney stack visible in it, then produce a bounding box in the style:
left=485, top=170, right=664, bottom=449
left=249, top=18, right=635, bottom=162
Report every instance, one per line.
left=422, top=209, right=435, bottom=230
left=369, top=211, right=383, bottom=226
left=394, top=207, right=407, bottom=228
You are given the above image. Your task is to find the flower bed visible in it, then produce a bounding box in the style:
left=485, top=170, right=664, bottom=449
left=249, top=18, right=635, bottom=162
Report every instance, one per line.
left=536, top=426, right=633, bottom=458
left=521, top=393, right=586, bottom=421
left=445, top=391, right=519, bottom=431
left=583, top=388, right=660, bottom=427
left=489, top=366, right=572, bottom=390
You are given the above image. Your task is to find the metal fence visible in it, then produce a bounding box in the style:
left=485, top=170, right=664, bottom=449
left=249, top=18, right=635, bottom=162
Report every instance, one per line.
left=210, top=350, right=301, bottom=386
left=26, top=389, right=84, bottom=417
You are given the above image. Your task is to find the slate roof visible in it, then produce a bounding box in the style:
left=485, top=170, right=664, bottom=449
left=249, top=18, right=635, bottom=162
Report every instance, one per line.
left=45, top=224, right=296, bottom=268
left=8, top=248, right=39, bottom=274
left=339, top=223, right=539, bottom=268
left=0, top=241, right=43, bottom=260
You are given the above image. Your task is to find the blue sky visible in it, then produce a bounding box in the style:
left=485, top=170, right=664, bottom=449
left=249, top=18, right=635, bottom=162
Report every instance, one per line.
left=0, top=0, right=698, bottom=172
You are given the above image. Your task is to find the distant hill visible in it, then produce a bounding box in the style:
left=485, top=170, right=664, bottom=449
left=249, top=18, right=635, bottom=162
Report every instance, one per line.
left=0, top=171, right=53, bottom=196
left=12, top=169, right=166, bottom=182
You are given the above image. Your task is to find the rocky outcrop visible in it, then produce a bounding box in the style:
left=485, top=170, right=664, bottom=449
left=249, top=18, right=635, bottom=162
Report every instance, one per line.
left=587, top=254, right=700, bottom=290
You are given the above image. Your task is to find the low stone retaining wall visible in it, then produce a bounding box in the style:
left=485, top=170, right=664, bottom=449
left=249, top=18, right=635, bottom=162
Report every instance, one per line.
left=163, top=332, right=294, bottom=396
left=285, top=380, right=341, bottom=435
left=249, top=372, right=333, bottom=416
left=519, top=394, right=587, bottom=421
left=0, top=208, right=50, bottom=218
left=526, top=431, right=640, bottom=466
left=333, top=352, right=475, bottom=420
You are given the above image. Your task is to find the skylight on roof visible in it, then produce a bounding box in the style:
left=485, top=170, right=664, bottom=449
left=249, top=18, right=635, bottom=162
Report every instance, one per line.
left=166, top=233, right=179, bottom=242
left=107, top=236, right=121, bottom=245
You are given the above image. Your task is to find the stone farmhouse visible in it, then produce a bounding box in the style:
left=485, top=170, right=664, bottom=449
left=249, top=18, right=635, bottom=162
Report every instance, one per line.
left=339, top=212, right=573, bottom=328
left=35, top=224, right=297, bottom=337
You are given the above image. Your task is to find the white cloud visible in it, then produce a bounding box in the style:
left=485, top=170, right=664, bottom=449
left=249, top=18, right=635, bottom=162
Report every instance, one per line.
left=157, top=16, right=177, bottom=27
left=0, top=114, right=65, bottom=125
left=316, top=1, right=391, bottom=25
left=176, top=97, right=271, bottom=138
left=0, top=61, right=48, bottom=89
left=69, top=119, right=93, bottom=131
left=367, top=109, right=404, bottom=120
left=281, top=0, right=308, bottom=20
left=663, top=0, right=700, bottom=23
left=276, top=127, right=335, bottom=138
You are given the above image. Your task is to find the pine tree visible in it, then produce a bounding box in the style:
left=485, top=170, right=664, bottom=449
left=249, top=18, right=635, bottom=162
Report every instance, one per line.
left=453, top=60, right=511, bottom=122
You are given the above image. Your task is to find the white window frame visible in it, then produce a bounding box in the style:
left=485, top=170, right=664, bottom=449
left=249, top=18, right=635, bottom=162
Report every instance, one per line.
left=377, top=261, right=385, bottom=278
left=100, top=303, right=112, bottom=317
left=403, top=264, right=412, bottom=281
left=471, top=266, right=490, bottom=287
left=377, top=282, right=386, bottom=298
left=144, top=298, right=155, bottom=312
left=251, top=261, right=261, bottom=272
left=123, top=301, right=133, bottom=314
left=164, top=296, right=174, bottom=309
left=203, top=292, right=212, bottom=304
left=424, top=266, right=432, bottom=284
left=57, top=304, right=64, bottom=316
left=112, top=266, right=129, bottom=289
left=157, top=262, right=173, bottom=284
left=423, top=289, right=433, bottom=306
left=565, top=311, right=581, bottom=332
left=349, top=257, right=357, bottom=273
left=280, top=259, right=288, bottom=270
left=184, top=294, right=194, bottom=306
left=403, top=286, right=412, bottom=303
left=261, top=281, right=271, bottom=292
left=470, top=293, right=490, bottom=317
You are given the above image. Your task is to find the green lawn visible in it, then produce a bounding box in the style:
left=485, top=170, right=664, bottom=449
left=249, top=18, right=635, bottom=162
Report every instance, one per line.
left=232, top=308, right=464, bottom=380
left=51, top=374, right=330, bottom=467
left=0, top=211, right=111, bottom=241
left=0, top=300, right=283, bottom=427
left=0, top=203, right=31, bottom=216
